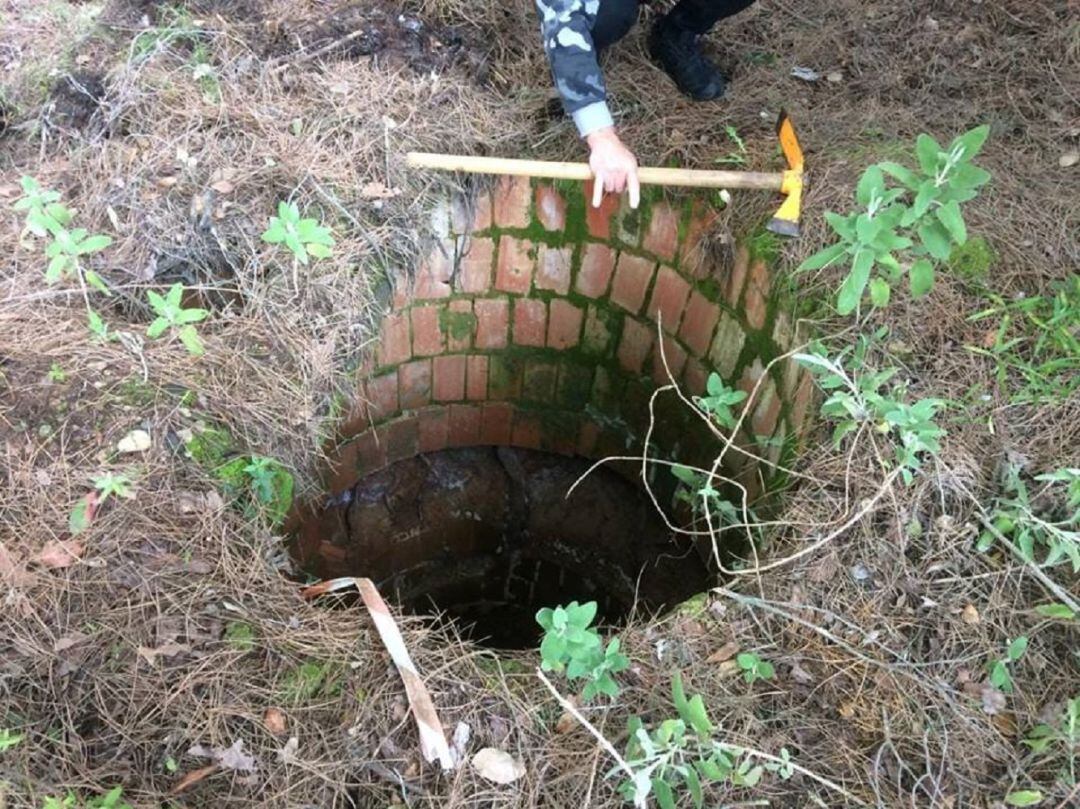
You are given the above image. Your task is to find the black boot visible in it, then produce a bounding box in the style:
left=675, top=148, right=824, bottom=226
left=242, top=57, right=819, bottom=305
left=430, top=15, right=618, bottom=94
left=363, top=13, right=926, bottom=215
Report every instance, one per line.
left=648, top=15, right=729, bottom=100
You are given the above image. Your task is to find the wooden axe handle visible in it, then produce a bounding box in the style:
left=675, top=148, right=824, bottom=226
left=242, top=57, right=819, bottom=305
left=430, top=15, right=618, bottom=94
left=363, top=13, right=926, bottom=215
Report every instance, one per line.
left=406, top=152, right=784, bottom=191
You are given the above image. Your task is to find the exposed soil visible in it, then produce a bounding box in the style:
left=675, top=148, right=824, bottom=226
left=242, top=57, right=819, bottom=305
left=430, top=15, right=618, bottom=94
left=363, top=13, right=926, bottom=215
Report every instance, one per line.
left=45, top=70, right=106, bottom=131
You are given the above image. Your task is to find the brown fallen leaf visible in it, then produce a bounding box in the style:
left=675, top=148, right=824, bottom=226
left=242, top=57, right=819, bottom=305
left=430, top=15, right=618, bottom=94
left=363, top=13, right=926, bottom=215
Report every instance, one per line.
left=981, top=685, right=1006, bottom=715
left=555, top=711, right=576, bottom=735
left=360, top=181, right=402, bottom=200
left=169, top=764, right=218, bottom=795
left=0, top=542, right=29, bottom=585
left=706, top=640, right=739, bottom=664
left=35, top=539, right=84, bottom=569
left=54, top=632, right=90, bottom=652
left=157, top=175, right=179, bottom=189
left=210, top=179, right=235, bottom=193
left=137, top=642, right=191, bottom=665
left=961, top=604, right=980, bottom=625
left=264, top=707, right=287, bottom=736
left=471, top=748, right=525, bottom=785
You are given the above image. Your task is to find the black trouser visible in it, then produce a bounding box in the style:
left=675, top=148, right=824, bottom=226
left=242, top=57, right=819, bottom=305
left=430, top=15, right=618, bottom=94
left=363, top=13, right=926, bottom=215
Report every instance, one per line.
left=592, top=0, right=758, bottom=51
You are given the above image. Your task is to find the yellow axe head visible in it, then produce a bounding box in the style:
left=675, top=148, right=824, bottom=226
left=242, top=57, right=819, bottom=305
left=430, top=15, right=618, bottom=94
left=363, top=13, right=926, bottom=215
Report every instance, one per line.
left=766, top=111, right=805, bottom=238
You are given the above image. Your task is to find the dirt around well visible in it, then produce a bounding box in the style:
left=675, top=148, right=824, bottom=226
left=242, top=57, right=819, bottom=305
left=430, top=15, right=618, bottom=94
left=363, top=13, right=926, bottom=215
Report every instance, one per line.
left=1, top=0, right=1077, bottom=807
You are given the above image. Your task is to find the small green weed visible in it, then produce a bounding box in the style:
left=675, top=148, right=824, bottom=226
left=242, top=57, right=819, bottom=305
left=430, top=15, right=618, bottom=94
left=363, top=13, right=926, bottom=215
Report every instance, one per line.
left=280, top=661, right=341, bottom=704
left=692, top=373, right=747, bottom=430
left=735, top=652, right=775, bottom=684
left=796, top=339, right=946, bottom=485
left=261, top=201, right=335, bottom=265
left=42, top=786, right=133, bottom=809
left=967, top=275, right=1080, bottom=406
left=713, top=125, right=748, bottom=167
left=1019, top=696, right=1078, bottom=798
left=536, top=601, right=629, bottom=702
left=69, top=472, right=136, bottom=535
left=146, top=283, right=209, bottom=356
left=0, top=728, right=24, bottom=752
left=986, top=635, right=1028, bottom=694
left=799, top=126, right=991, bottom=314
left=217, top=454, right=294, bottom=526
left=48, top=363, right=66, bottom=382
left=224, top=621, right=255, bottom=652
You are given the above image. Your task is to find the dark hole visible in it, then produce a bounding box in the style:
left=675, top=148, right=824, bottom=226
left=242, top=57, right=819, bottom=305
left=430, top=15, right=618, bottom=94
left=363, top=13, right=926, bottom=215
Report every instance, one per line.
left=292, top=446, right=713, bottom=649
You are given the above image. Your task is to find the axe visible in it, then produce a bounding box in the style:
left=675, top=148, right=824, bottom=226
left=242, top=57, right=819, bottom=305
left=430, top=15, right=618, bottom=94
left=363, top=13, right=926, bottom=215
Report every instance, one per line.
left=406, top=111, right=805, bottom=237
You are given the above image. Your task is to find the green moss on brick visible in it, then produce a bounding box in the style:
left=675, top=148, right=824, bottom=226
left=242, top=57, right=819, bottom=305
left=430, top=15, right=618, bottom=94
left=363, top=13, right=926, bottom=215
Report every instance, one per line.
left=747, top=228, right=782, bottom=266
left=439, top=308, right=476, bottom=342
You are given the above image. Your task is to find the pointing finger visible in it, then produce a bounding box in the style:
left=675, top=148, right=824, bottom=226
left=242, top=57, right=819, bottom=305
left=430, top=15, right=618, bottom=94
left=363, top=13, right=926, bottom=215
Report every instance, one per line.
left=628, top=169, right=641, bottom=210
left=592, top=175, right=604, bottom=209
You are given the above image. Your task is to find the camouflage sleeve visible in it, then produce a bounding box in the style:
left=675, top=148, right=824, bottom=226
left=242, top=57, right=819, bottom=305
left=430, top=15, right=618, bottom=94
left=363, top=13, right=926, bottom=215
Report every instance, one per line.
left=534, top=0, right=614, bottom=137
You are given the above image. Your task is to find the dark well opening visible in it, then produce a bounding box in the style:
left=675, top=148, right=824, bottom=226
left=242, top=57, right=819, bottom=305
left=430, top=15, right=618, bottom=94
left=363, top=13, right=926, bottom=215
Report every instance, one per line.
left=292, top=447, right=713, bottom=649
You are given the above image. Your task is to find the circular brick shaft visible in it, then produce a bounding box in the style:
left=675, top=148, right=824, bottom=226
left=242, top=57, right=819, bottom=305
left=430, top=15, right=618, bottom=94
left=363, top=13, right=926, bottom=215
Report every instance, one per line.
left=290, top=178, right=815, bottom=644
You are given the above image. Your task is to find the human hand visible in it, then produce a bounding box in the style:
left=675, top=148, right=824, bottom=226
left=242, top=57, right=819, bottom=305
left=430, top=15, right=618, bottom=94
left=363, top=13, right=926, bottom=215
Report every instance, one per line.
left=586, top=127, right=640, bottom=209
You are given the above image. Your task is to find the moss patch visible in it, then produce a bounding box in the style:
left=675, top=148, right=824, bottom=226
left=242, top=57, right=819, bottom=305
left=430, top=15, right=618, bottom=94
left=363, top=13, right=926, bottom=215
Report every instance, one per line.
left=947, top=236, right=996, bottom=282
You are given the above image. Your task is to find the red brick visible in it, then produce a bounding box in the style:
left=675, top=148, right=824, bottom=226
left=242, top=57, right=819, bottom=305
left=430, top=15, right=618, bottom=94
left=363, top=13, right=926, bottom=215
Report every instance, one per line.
left=577, top=420, right=600, bottom=456
left=646, top=266, right=691, bottom=334
left=411, top=306, right=445, bottom=356
left=790, top=372, right=815, bottom=437
left=495, top=236, right=534, bottom=294
left=385, top=416, right=419, bottom=464
left=511, top=412, right=543, bottom=449
left=575, top=243, right=615, bottom=298
left=452, top=192, right=493, bottom=234
left=433, top=355, right=466, bottom=402
left=444, top=300, right=474, bottom=351
left=366, top=371, right=399, bottom=421
left=679, top=202, right=720, bottom=279
left=643, top=202, right=681, bottom=261
left=488, top=355, right=523, bottom=400
left=481, top=402, right=513, bottom=444
left=466, top=355, right=488, bottom=401
left=415, top=240, right=453, bottom=299
left=744, top=259, right=771, bottom=331
left=709, top=313, right=746, bottom=381
left=535, top=184, right=566, bottom=231
left=457, top=237, right=494, bottom=294
left=474, top=298, right=509, bottom=349
left=726, top=245, right=750, bottom=307
left=326, top=440, right=360, bottom=495
left=618, top=318, right=654, bottom=374
left=448, top=404, right=482, bottom=446
left=418, top=407, right=449, bottom=453
left=584, top=180, right=620, bottom=239
left=610, top=253, right=656, bottom=314
left=652, top=334, right=688, bottom=385
left=513, top=298, right=547, bottom=347
left=493, top=175, right=531, bottom=228
left=398, top=359, right=431, bottom=410
left=547, top=299, right=584, bottom=350
left=683, top=356, right=709, bottom=397
left=378, top=312, right=411, bottom=367
left=355, top=429, right=386, bottom=474
left=752, top=379, right=781, bottom=438
left=677, top=292, right=721, bottom=357
left=736, top=359, right=767, bottom=414
left=535, top=245, right=572, bottom=295
left=582, top=305, right=613, bottom=356
left=472, top=192, right=493, bottom=232
left=523, top=360, right=558, bottom=403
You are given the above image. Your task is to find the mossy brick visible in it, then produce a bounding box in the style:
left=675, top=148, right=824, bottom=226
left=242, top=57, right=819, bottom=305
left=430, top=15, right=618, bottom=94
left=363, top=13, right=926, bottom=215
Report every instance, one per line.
left=744, top=259, right=771, bottom=331
left=617, top=316, right=654, bottom=374
left=726, top=245, right=751, bottom=308
left=709, top=313, right=746, bottom=383
left=488, top=354, right=524, bottom=400
left=576, top=243, right=616, bottom=298
left=513, top=298, right=547, bottom=347
left=493, top=175, right=531, bottom=228
left=583, top=180, right=620, bottom=239
left=433, top=355, right=467, bottom=402
left=496, top=236, right=535, bottom=294
left=481, top=402, right=514, bottom=444
left=557, top=362, right=594, bottom=410
left=354, top=429, right=386, bottom=475
left=591, top=366, right=625, bottom=413
left=415, top=239, right=453, bottom=299
left=466, top=355, right=488, bottom=400
left=418, top=407, right=449, bottom=453
left=547, top=299, right=584, bottom=350
left=457, top=237, right=495, bottom=294
left=511, top=411, right=543, bottom=449
left=615, top=196, right=643, bottom=248
left=411, top=305, right=445, bottom=356
left=440, top=302, right=476, bottom=351
left=398, top=359, right=432, bottom=410
left=647, top=266, right=691, bottom=334
left=474, top=298, right=509, bottom=349
left=610, top=253, right=656, bottom=315
left=366, top=371, right=399, bottom=421
left=642, top=202, right=680, bottom=261
left=582, top=304, right=616, bottom=357
left=679, top=291, right=722, bottom=356
left=385, top=416, right=419, bottom=464
left=523, top=360, right=558, bottom=403
left=682, top=356, right=709, bottom=397
left=751, top=378, right=781, bottom=438
left=535, top=244, right=572, bottom=294
left=535, top=184, right=567, bottom=231
left=378, top=311, right=411, bottom=367
left=679, top=202, right=720, bottom=279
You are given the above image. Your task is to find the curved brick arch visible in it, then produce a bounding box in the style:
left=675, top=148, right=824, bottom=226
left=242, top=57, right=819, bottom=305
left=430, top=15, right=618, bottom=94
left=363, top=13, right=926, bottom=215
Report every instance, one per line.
left=294, top=177, right=814, bottom=570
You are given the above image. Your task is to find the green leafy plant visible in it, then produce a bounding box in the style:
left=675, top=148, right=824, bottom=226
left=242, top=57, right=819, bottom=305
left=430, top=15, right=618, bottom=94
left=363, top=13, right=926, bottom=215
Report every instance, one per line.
left=69, top=472, right=136, bottom=535
left=978, top=464, right=1080, bottom=572
left=796, top=343, right=946, bottom=484
left=42, top=787, right=132, bottom=809
left=0, top=728, right=24, bottom=752
left=216, top=454, right=294, bottom=526
left=536, top=601, right=629, bottom=702
left=146, top=283, right=209, bottom=356
left=617, top=673, right=794, bottom=808
left=713, top=125, right=748, bottom=167
left=261, top=201, right=335, bottom=265
left=799, top=125, right=991, bottom=314
left=48, top=362, right=67, bottom=382
left=967, top=276, right=1080, bottom=406
left=693, top=373, right=747, bottom=430
left=1021, top=696, right=1078, bottom=795
left=735, top=652, right=775, bottom=684
left=987, top=635, right=1028, bottom=694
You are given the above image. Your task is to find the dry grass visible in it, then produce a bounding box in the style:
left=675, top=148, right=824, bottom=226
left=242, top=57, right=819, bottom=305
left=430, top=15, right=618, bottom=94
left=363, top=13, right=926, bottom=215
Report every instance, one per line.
left=1, top=0, right=1078, bottom=806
